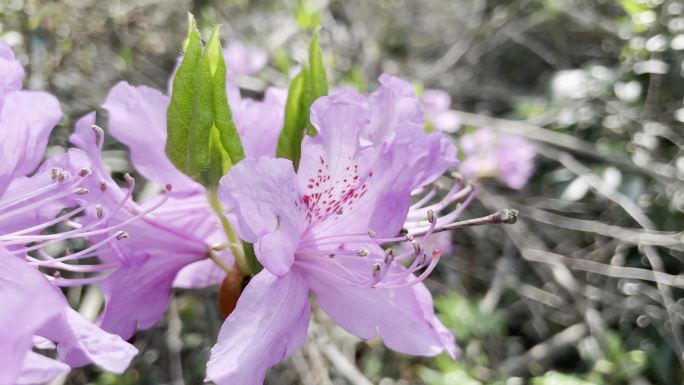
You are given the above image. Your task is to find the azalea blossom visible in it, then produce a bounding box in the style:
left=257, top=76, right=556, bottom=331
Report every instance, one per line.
left=0, top=41, right=137, bottom=383
left=423, top=88, right=461, bottom=133
left=459, top=127, right=536, bottom=189
left=66, top=50, right=287, bottom=340
left=223, top=40, right=269, bottom=76
left=208, top=76, right=476, bottom=384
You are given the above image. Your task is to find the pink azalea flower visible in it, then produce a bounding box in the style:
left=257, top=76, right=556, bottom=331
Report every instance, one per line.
left=67, top=51, right=287, bottom=340
left=223, top=40, right=268, bottom=76
left=0, top=41, right=136, bottom=383
left=460, top=127, right=536, bottom=190
left=423, top=89, right=461, bottom=133
left=208, top=76, right=473, bottom=384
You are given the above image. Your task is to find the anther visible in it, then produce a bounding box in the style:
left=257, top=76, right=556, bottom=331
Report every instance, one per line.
left=404, top=234, right=414, bottom=242
left=412, top=239, right=421, bottom=256
left=99, top=181, right=107, bottom=192
left=124, top=173, right=134, bottom=187
left=427, top=209, right=435, bottom=224
left=432, top=248, right=443, bottom=258
left=372, top=263, right=382, bottom=277
left=356, top=249, right=369, bottom=257
left=367, top=230, right=376, bottom=238
left=53, top=271, right=61, bottom=279
left=328, top=253, right=335, bottom=258
left=164, top=184, right=173, bottom=192
left=57, top=171, right=66, bottom=182
left=95, top=205, right=104, bottom=219
left=78, top=168, right=91, bottom=177
left=51, top=168, right=59, bottom=180
left=115, top=231, right=129, bottom=240
left=418, top=253, right=427, bottom=265
left=384, top=248, right=395, bottom=264
left=91, top=125, right=104, bottom=145
left=74, top=188, right=89, bottom=195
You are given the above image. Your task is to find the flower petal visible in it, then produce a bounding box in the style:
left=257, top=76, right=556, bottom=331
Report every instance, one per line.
left=206, top=270, right=311, bottom=385
left=38, top=308, right=138, bottom=373
left=0, top=90, right=62, bottom=180
left=235, top=87, right=286, bottom=158
left=97, top=234, right=206, bottom=339
left=16, top=352, right=70, bottom=385
left=224, top=41, right=268, bottom=76
left=0, top=250, right=66, bottom=384
left=219, top=157, right=306, bottom=276
left=307, top=264, right=456, bottom=358
left=0, top=41, right=24, bottom=107
left=102, top=81, right=199, bottom=191
left=365, top=74, right=423, bottom=144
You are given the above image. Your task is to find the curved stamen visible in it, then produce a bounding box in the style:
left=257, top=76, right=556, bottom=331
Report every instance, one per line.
left=28, top=230, right=126, bottom=265
left=0, top=187, right=84, bottom=223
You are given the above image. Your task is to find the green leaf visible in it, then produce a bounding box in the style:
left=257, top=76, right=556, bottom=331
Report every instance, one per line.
left=275, top=31, right=328, bottom=167
left=165, top=13, right=204, bottom=179
left=165, top=15, right=244, bottom=188
left=308, top=30, right=328, bottom=102
left=209, top=29, right=244, bottom=169
left=276, top=68, right=309, bottom=168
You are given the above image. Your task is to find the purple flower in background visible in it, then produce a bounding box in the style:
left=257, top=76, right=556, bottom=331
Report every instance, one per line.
left=460, top=127, right=536, bottom=189
left=423, top=88, right=461, bottom=133
left=207, top=77, right=475, bottom=385
left=223, top=40, right=268, bottom=76
left=0, top=41, right=136, bottom=383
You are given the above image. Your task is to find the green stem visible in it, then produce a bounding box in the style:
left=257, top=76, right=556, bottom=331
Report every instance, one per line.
left=206, top=188, right=251, bottom=276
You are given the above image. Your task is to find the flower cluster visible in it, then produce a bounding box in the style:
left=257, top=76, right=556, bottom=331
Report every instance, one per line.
left=0, top=30, right=525, bottom=384
left=460, top=127, right=536, bottom=190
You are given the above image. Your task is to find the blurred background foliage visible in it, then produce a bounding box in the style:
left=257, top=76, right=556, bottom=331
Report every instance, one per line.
left=3, top=0, right=684, bottom=384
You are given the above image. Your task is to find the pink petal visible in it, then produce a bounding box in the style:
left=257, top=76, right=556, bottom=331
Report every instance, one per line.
left=16, top=352, right=70, bottom=385
left=0, top=41, right=25, bottom=108
left=223, top=41, right=268, bottom=76
left=173, top=258, right=227, bottom=289
left=219, top=157, right=306, bottom=276
left=206, top=270, right=311, bottom=385
left=38, top=308, right=138, bottom=373
left=235, top=87, right=286, bottom=158
left=365, top=74, right=423, bottom=144
left=97, top=239, right=205, bottom=339
left=102, top=81, right=199, bottom=191
left=307, top=262, right=456, bottom=358
left=0, top=90, right=62, bottom=179
left=0, top=250, right=66, bottom=384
